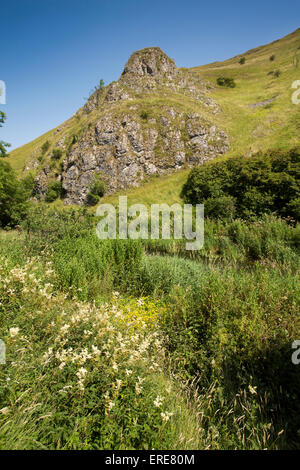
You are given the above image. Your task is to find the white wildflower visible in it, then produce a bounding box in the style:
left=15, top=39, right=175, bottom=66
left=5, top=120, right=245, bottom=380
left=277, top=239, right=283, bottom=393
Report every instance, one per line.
left=154, top=395, right=164, bottom=408
left=76, top=367, right=88, bottom=380
left=60, top=324, right=70, bottom=335
left=161, top=411, right=174, bottom=422
left=9, top=327, right=20, bottom=338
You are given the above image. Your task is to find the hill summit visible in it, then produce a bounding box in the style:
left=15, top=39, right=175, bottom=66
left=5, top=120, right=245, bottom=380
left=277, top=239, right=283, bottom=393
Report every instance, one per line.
left=21, top=47, right=229, bottom=205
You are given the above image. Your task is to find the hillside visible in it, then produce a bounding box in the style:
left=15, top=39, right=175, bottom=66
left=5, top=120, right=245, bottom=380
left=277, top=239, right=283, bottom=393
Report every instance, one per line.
left=191, top=27, right=300, bottom=157
left=8, top=28, right=300, bottom=206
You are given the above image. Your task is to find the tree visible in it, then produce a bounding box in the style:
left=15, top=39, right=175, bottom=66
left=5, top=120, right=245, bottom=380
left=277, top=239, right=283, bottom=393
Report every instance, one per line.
left=181, top=148, right=300, bottom=221
left=0, top=160, right=29, bottom=227
left=0, top=111, right=11, bottom=158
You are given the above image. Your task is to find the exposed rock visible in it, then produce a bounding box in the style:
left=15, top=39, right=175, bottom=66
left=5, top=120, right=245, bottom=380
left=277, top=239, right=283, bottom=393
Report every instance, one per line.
left=33, top=46, right=229, bottom=205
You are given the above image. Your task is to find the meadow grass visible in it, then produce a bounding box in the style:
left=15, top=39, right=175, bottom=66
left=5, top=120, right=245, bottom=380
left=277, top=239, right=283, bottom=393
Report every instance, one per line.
left=0, top=209, right=299, bottom=449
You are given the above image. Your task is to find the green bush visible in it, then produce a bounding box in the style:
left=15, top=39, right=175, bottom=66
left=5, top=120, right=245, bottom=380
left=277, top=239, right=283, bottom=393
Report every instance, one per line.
left=239, top=57, right=246, bottom=64
left=41, top=140, right=50, bottom=154
left=270, top=54, right=275, bottom=61
left=45, top=181, right=62, bottom=202
left=87, top=174, right=106, bottom=205
left=51, top=148, right=63, bottom=160
left=53, top=235, right=143, bottom=300
left=204, top=195, right=236, bottom=219
left=21, top=205, right=95, bottom=253
left=181, top=148, right=300, bottom=221
left=216, top=76, right=236, bottom=88
left=0, top=160, right=29, bottom=227
left=140, top=110, right=149, bottom=120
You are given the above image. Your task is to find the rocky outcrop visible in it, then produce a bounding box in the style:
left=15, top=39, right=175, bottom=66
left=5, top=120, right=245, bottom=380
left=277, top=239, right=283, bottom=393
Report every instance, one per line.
left=32, top=47, right=229, bottom=205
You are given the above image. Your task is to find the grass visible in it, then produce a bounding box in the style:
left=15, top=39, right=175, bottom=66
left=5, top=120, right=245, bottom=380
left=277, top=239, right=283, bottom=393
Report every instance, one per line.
left=0, top=208, right=299, bottom=449
left=1, top=29, right=300, bottom=450
left=6, top=28, right=299, bottom=215
left=191, top=28, right=300, bottom=157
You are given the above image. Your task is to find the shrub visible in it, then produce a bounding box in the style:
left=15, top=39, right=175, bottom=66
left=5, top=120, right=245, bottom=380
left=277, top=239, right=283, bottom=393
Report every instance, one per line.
left=181, top=148, right=300, bottom=221
left=239, top=57, right=246, bottom=64
left=140, top=110, right=149, bottom=120
left=21, top=204, right=95, bottom=251
left=0, top=160, right=29, bottom=227
left=53, top=235, right=143, bottom=300
left=86, top=174, right=106, bottom=205
left=269, top=54, right=275, bottom=61
left=274, top=69, right=281, bottom=77
left=51, top=148, right=63, bottom=160
left=41, top=140, right=50, bottom=154
left=216, top=76, right=236, bottom=88
left=204, top=195, right=236, bottom=219
left=45, top=181, right=62, bottom=202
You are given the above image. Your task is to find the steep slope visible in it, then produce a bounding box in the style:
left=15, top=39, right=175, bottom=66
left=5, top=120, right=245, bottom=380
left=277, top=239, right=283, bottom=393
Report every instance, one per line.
left=9, top=47, right=228, bottom=205
left=191, top=27, right=300, bottom=156
left=8, top=28, right=300, bottom=206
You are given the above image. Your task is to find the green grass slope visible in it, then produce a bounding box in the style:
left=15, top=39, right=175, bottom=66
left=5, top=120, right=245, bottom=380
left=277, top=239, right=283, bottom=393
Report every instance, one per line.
left=191, top=27, right=300, bottom=156
left=7, top=28, right=300, bottom=208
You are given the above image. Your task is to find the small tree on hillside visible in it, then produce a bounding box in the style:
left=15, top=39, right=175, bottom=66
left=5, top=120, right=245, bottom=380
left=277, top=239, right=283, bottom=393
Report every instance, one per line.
left=0, top=111, right=11, bottom=158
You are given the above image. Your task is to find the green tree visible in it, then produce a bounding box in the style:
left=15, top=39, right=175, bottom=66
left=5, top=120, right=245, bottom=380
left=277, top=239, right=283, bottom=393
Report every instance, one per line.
left=0, top=160, right=30, bottom=227
left=0, top=111, right=11, bottom=158
left=181, top=148, right=300, bottom=221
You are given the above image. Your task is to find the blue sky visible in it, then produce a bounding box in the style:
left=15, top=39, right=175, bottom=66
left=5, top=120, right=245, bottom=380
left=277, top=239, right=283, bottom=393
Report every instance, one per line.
left=1, top=0, right=299, bottom=150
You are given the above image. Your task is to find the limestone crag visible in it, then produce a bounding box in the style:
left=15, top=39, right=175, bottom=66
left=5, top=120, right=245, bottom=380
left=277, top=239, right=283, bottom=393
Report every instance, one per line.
left=32, top=47, right=229, bottom=205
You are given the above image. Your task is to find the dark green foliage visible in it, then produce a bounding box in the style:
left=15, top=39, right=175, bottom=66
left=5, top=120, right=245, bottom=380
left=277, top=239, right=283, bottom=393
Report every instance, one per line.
left=269, top=54, right=275, bottom=61
left=181, top=148, right=300, bottom=221
left=204, top=195, right=236, bottom=219
left=0, top=160, right=29, bottom=227
left=0, top=111, right=11, bottom=158
left=239, top=57, right=246, bottom=64
left=41, top=140, right=50, bottom=154
left=51, top=148, right=63, bottom=160
left=21, top=173, right=35, bottom=197
left=274, top=69, right=281, bottom=77
left=21, top=205, right=95, bottom=250
left=54, top=235, right=143, bottom=300
left=140, top=110, right=149, bottom=120
left=216, top=76, right=236, bottom=88
left=87, top=174, right=106, bottom=205
left=45, top=181, right=63, bottom=202
left=86, top=192, right=100, bottom=206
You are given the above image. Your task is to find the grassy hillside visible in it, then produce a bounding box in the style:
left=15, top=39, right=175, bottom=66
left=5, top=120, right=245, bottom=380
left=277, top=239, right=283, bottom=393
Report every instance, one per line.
left=8, top=28, right=300, bottom=190
left=191, top=27, right=300, bottom=156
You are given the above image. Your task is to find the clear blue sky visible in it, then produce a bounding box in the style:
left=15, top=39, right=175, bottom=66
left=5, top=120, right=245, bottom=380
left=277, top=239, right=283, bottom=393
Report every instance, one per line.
left=1, top=0, right=299, bottom=150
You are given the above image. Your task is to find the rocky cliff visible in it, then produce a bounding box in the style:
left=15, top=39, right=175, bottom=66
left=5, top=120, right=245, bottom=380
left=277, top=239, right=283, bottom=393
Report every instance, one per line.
left=32, top=47, right=229, bottom=205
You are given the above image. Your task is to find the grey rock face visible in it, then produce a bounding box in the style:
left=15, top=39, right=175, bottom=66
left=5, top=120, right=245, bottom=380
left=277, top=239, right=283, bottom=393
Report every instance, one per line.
left=61, top=109, right=229, bottom=205
left=33, top=46, right=229, bottom=205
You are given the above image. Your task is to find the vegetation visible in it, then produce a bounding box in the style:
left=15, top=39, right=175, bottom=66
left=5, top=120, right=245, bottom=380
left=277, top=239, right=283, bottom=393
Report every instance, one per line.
left=0, top=161, right=29, bottom=227
left=216, top=76, right=236, bottom=88
left=1, top=28, right=300, bottom=451
left=51, top=149, right=63, bottom=160
left=87, top=174, right=106, bottom=205
left=41, top=140, right=50, bottom=154
left=0, top=204, right=299, bottom=449
left=181, top=148, right=300, bottom=221
left=45, top=181, right=63, bottom=202
left=0, top=111, right=10, bottom=158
